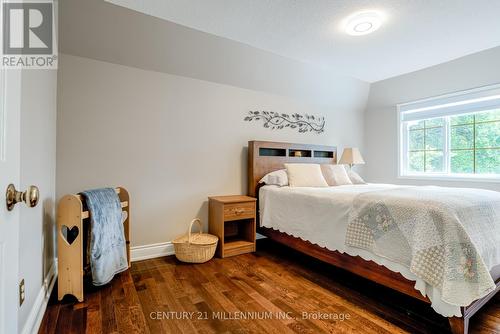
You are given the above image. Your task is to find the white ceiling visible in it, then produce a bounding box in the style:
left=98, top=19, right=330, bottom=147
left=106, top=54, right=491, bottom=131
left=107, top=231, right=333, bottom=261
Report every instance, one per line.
left=106, top=0, right=500, bottom=83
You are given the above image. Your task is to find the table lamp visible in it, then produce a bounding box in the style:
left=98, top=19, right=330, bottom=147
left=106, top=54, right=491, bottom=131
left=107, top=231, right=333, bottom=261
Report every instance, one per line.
left=339, top=148, right=365, bottom=169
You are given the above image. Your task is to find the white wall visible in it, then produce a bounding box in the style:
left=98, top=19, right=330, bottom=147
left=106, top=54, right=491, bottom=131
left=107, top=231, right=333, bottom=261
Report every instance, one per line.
left=19, top=69, right=57, bottom=330
left=57, top=54, right=369, bottom=246
left=364, top=46, right=500, bottom=191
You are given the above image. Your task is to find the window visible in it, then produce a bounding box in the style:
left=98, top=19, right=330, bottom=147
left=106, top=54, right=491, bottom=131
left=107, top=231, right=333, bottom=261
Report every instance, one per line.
left=399, top=85, right=500, bottom=179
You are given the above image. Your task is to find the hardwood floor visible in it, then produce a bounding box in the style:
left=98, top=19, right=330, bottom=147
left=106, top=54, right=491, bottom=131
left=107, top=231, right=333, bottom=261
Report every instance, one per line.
left=39, top=240, right=500, bottom=334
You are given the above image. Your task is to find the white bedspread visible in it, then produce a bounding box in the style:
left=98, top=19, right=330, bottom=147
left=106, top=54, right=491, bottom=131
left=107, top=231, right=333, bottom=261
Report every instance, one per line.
left=259, top=184, right=500, bottom=317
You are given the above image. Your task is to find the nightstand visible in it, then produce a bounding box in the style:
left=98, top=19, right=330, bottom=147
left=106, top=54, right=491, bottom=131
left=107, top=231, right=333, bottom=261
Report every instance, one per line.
left=208, top=195, right=257, bottom=258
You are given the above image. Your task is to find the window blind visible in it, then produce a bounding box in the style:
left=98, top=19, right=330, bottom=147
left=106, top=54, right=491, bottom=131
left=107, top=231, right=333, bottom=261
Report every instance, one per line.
left=399, top=84, right=500, bottom=122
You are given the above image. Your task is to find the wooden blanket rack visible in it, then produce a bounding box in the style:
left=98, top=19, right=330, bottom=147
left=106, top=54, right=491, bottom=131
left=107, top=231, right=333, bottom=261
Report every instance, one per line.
left=57, top=187, right=130, bottom=302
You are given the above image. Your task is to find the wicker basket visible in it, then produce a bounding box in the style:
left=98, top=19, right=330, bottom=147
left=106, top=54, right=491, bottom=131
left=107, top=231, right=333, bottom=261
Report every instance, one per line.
left=173, top=219, right=218, bottom=263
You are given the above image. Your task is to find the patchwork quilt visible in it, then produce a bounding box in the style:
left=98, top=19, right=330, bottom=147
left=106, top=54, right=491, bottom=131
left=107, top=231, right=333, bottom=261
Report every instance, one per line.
left=346, top=186, right=500, bottom=306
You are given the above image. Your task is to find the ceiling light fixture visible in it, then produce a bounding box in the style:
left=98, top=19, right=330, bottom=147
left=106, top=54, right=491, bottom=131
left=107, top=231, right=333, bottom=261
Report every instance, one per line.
left=344, top=11, right=384, bottom=36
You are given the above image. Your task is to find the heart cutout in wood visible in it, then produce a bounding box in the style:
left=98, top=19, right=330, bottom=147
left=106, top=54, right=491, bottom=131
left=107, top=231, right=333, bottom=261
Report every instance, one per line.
left=61, top=225, right=79, bottom=245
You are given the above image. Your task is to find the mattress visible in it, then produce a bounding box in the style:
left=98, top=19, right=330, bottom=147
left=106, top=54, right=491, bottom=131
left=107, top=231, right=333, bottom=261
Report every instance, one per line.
left=259, top=184, right=500, bottom=317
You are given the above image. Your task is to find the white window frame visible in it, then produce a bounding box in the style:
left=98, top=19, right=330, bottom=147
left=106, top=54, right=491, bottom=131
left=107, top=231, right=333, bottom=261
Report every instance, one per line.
left=397, top=84, right=500, bottom=182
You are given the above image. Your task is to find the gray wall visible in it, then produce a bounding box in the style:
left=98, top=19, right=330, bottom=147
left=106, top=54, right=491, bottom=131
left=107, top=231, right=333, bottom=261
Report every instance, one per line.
left=57, top=0, right=370, bottom=247
left=364, top=46, right=500, bottom=191
left=57, top=54, right=369, bottom=246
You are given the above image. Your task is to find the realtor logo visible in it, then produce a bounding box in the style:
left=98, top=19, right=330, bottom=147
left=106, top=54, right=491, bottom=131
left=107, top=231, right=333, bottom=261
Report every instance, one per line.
left=2, top=1, right=57, bottom=68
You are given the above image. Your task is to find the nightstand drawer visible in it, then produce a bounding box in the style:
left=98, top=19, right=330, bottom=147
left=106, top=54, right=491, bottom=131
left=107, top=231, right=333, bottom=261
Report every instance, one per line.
left=223, top=202, right=255, bottom=221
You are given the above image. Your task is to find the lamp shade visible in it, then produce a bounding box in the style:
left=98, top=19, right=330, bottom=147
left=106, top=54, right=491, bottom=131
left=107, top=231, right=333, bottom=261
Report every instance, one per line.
left=339, top=148, right=365, bottom=165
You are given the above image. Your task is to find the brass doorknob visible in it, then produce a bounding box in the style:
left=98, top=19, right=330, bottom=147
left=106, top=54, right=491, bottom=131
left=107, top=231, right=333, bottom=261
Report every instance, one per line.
left=5, top=184, right=39, bottom=211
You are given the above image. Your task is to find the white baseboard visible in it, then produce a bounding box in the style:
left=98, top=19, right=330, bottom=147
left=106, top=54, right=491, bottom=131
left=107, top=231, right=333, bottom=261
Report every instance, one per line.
left=22, top=259, right=58, bottom=334
left=130, top=242, right=175, bottom=262
left=130, top=236, right=267, bottom=262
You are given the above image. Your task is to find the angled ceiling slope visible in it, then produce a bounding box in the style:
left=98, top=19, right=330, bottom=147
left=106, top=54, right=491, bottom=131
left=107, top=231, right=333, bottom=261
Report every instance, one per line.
left=60, top=0, right=369, bottom=108
left=105, top=0, right=500, bottom=82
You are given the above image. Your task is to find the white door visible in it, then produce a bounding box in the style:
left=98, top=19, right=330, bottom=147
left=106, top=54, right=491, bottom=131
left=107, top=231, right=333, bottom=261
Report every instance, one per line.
left=0, top=69, right=22, bottom=334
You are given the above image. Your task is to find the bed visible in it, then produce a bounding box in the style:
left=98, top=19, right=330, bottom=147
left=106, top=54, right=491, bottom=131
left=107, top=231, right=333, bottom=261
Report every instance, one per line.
left=248, top=140, right=500, bottom=334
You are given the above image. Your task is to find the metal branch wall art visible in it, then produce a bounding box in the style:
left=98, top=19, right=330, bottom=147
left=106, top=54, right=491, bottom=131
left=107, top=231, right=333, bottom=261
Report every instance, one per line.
left=244, top=111, right=325, bottom=134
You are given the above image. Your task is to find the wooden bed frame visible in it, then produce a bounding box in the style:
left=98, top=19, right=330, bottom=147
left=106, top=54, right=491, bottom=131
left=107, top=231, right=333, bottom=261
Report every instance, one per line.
left=248, top=140, right=500, bottom=334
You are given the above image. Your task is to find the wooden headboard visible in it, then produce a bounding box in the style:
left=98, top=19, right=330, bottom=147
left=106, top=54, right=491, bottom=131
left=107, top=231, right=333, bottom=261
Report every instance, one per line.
left=248, top=140, right=337, bottom=197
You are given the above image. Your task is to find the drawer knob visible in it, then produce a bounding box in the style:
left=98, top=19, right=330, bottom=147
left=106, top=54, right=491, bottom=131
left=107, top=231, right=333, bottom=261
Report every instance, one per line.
left=234, top=208, right=244, bottom=215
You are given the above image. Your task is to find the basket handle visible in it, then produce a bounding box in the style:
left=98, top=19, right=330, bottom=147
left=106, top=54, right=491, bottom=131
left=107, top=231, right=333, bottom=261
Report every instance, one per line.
left=188, top=219, right=202, bottom=244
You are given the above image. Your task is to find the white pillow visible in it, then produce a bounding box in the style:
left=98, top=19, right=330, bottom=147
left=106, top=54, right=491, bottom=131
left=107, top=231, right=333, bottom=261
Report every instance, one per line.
left=259, top=169, right=288, bottom=186
left=320, top=164, right=352, bottom=186
left=284, top=163, right=328, bottom=187
left=347, top=169, right=366, bottom=184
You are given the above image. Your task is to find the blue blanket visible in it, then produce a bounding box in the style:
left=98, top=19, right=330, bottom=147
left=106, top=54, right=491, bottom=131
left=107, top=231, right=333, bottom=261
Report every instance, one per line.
left=81, top=188, right=128, bottom=286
